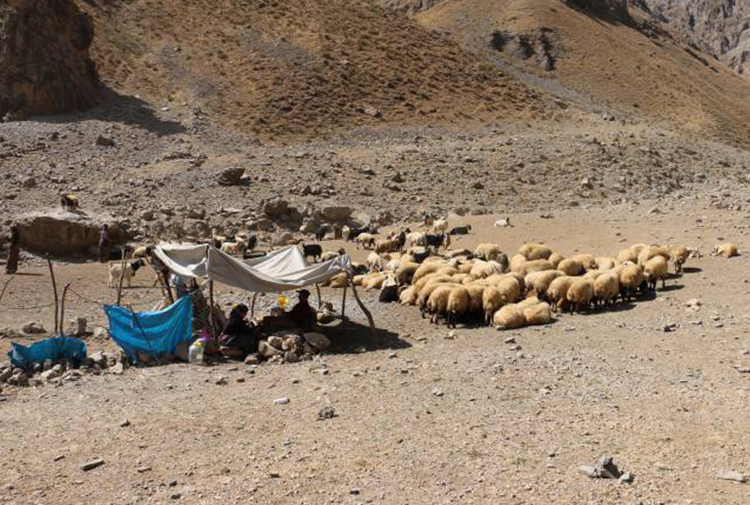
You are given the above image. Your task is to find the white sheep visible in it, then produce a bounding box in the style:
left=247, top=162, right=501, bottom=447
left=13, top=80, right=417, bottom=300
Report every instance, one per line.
left=595, top=257, right=616, bottom=271
left=446, top=286, right=470, bottom=328
left=669, top=244, right=688, bottom=274
left=525, top=270, right=563, bottom=299
left=221, top=238, right=248, bottom=256
left=516, top=259, right=554, bottom=277
left=396, top=261, right=420, bottom=285
left=357, top=233, right=377, bottom=250
left=432, top=218, right=449, bottom=234
left=493, top=304, right=525, bottom=330
left=406, top=232, right=427, bottom=249
left=367, top=252, right=387, bottom=272
left=571, top=253, right=597, bottom=271
left=470, top=260, right=505, bottom=279
left=474, top=243, right=504, bottom=262
left=644, top=256, right=668, bottom=290
left=548, top=252, right=564, bottom=269
left=547, top=275, right=575, bottom=313
left=519, top=243, right=553, bottom=261
left=425, top=284, right=455, bottom=324
left=617, top=262, right=643, bottom=301
left=566, top=278, right=594, bottom=313
left=557, top=258, right=584, bottom=276
left=400, top=285, right=418, bottom=305
left=510, top=254, right=527, bottom=273
left=522, top=302, right=552, bottom=326
left=712, top=243, right=738, bottom=258
left=593, top=272, right=619, bottom=308
left=108, top=260, right=145, bottom=288
left=482, top=286, right=504, bottom=325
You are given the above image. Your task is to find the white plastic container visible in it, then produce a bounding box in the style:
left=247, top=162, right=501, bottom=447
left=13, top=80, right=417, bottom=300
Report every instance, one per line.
left=188, top=339, right=204, bottom=365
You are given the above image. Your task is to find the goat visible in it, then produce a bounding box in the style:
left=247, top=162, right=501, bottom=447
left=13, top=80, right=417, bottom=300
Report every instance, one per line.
left=302, top=243, right=323, bottom=262
left=314, top=225, right=329, bottom=241
left=108, top=259, right=146, bottom=288
left=449, top=225, right=472, bottom=235
left=60, top=194, right=79, bottom=210
left=425, top=233, right=450, bottom=252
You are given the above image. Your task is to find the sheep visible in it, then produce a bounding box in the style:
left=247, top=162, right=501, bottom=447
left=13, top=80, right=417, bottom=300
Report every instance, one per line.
left=496, top=276, right=521, bottom=304
left=548, top=252, right=564, bottom=269
left=407, top=246, right=431, bottom=263
left=375, top=231, right=407, bottom=254
left=446, top=248, right=474, bottom=260
left=593, top=272, right=619, bottom=308
left=494, top=217, right=512, bottom=228
left=432, top=218, right=449, bottom=234
left=362, top=272, right=386, bottom=290
left=631, top=244, right=647, bottom=255
left=406, top=231, right=427, bottom=248
left=670, top=244, right=688, bottom=274
left=566, top=278, right=594, bottom=313
left=413, top=261, right=447, bottom=283
left=356, top=233, right=377, bottom=250
left=637, top=245, right=669, bottom=267
left=470, top=260, right=505, bottom=279
left=424, top=284, right=455, bottom=324
left=502, top=272, right=526, bottom=295
left=221, top=238, right=248, bottom=257
left=712, top=243, right=738, bottom=258
left=351, top=263, right=368, bottom=276
left=474, top=244, right=504, bottom=262
left=510, top=254, right=527, bottom=273
left=465, top=283, right=486, bottom=317
left=344, top=226, right=365, bottom=242
left=616, top=247, right=638, bottom=265
left=516, top=296, right=541, bottom=311
left=482, top=286, right=503, bottom=325
left=519, top=243, right=553, bottom=261
left=617, top=262, right=643, bottom=301
left=456, top=261, right=474, bottom=274
left=522, top=302, right=552, bottom=326
left=595, top=257, right=616, bottom=271
left=557, top=258, right=584, bottom=276
left=644, top=256, right=668, bottom=290
left=524, top=270, right=563, bottom=300
left=351, top=274, right=366, bottom=286
left=132, top=245, right=154, bottom=259
left=367, top=252, right=387, bottom=273
left=516, top=259, right=554, bottom=277
left=396, top=261, right=420, bottom=285
left=301, top=243, right=323, bottom=262
left=320, top=248, right=346, bottom=262
left=493, top=304, right=525, bottom=330
left=571, top=254, right=597, bottom=271
left=328, top=273, right=348, bottom=288
left=60, top=193, right=79, bottom=210
left=547, top=276, right=575, bottom=313
left=446, top=286, right=470, bottom=328
left=449, top=225, right=472, bottom=235
left=379, top=275, right=399, bottom=303
left=108, top=260, right=146, bottom=288
left=400, top=285, right=418, bottom=305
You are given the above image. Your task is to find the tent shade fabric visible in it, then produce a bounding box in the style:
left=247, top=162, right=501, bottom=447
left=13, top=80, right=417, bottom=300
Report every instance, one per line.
left=154, top=244, right=352, bottom=294
left=104, top=295, right=193, bottom=362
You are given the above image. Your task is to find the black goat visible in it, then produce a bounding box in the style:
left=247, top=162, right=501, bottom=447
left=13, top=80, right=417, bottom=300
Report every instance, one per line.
left=345, top=226, right=365, bottom=242
left=425, top=233, right=450, bottom=252
left=301, top=243, right=322, bottom=262
left=314, top=225, right=329, bottom=241
left=449, top=225, right=472, bottom=235
left=108, top=245, right=134, bottom=261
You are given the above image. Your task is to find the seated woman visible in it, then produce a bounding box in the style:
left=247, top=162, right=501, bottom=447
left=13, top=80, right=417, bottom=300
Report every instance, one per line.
left=219, top=304, right=259, bottom=358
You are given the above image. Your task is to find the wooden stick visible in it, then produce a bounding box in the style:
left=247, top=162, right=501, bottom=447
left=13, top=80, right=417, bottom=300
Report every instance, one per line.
left=341, top=282, right=347, bottom=321
left=348, top=278, right=380, bottom=346
left=161, top=271, right=175, bottom=304
left=60, top=283, right=71, bottom=335
left=0, top=275, right=16, bottom=307
left=115, top=252, right=128, bottom=306
left=47, top=259, right=60, bottom=335
left=315, top=283, right=322, bottom=309
left=251, top=292, right=258, bottom=318
left=208, top=279, right=215, bottom=338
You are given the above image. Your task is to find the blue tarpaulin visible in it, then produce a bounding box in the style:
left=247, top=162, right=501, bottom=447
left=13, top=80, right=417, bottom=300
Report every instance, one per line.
left=8, top=337, right=87, bottom=370
left=104, top=296, right=193, bottom=362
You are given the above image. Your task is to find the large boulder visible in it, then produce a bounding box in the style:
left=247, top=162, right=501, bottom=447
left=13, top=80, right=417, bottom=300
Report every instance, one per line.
left=16, top=209, right=124, bottom=256
left=320, top=204, right=353, bottom=222
left=0, top=0, right=100, bottom=119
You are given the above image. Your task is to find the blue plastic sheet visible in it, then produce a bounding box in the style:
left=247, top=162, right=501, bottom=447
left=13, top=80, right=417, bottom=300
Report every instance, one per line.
left=103, top=296, right=193, bottom=363
left=8, top=337, right=87, bottom=370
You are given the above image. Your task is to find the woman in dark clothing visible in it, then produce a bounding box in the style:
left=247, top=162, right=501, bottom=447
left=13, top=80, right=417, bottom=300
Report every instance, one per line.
left=220, top=303, right=259, bottom=357
left=99, top=224, right=111, bottom=263
left=5, top=225, right=20, bottom=274
left=288, top=289, right=317, bottom=331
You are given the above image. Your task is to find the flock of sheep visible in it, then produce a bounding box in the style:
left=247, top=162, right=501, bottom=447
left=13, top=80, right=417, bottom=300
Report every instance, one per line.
left=321, top=228, right=740, bottom=331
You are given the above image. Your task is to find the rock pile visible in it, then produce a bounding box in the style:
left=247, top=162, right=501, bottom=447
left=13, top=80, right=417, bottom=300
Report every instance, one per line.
left=251, top=332, right=331, bottom=365
left=0, top=350, right=127, bottom=388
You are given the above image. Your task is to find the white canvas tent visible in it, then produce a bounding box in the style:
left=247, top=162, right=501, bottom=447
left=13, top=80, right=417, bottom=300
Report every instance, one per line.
left=154, top=244, right=352, bottom=293
left=153, top=244, right=378, bottom=341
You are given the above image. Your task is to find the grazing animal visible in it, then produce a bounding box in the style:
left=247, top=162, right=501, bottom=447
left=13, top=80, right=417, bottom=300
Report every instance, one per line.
left=425, top=233, right=450, bottom=252
left=519, top=243, right=553, bottom=261
left=566, top=278, right=594, bottom=314
left=670, top=244, right=688, bottom=274
left=221, top=238, right=248, bottom=257
left=301, top=243, right=323, bottom=262
left=314, top=225, right=329, bottom=241
left=644, top=256, right=668, bottom=290
left=320, top=248, right=346, bottom=262
left=449, top=225, right=472, bottom=235
left=60, top=194, right=79, bottom=210
left=108, top=259, right=145, bottom=288
left=356, top=233, right=377, bottom=250
left=432, top=218, right=449, bottom=234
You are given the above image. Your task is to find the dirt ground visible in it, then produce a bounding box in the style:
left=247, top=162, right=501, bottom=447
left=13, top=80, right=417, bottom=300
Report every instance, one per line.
left=2, top=201, right=750, bottom=504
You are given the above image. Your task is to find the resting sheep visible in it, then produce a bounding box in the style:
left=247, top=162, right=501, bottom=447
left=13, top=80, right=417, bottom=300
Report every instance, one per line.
left=474, top=244, right=504, bottom=262
left=493, top=304, right=525, bottom=330
left=519, top=243, right=552, bottom=261
left=320, top=248, right=346, bottom=262
left=396, top=261, right=420, bottom=285
left=400, top=286, right=418, bottom=305
left=449, top=225, right=472, bottom=235
left=522, top=302, right=552, bottom=326
left=516, top=259, right=554, bottom=277
left=470, top=260, right=505, bottom=279
left=712, top=243, right=738, bottom=258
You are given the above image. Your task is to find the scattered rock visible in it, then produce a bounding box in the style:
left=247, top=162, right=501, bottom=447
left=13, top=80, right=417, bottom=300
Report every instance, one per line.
left=579, top=454, right=626, bottom=480
left=273, top=397, right=290, bottom=405
left=215, top=376, right=228, bottom=386
left=217, top=167, right=245, bottom=186
left=303, top=332, right=330, bottom=351
left=716, top=469, right=746, bottom=483
left=317, top=406, right=336, bottom=420
left=81, top=458, right=105, bottom=471
left=320, top=204, right=353, bottom=222
left=244, top=354, right=261, bottom=365
left=120, top=419, right=130, bottom=427
left=22, top=322, right=45, bottom=334
left=95, top=135, right=115, bottom=147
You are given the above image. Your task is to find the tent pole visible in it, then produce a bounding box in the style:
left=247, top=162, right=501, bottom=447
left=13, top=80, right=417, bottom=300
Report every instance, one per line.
left=208, top=279, right=215, bottom=338
left=315, top=283, right=322, bottom=309
left=348, top=277, right=380, bottom=347
left=161, top=271, right=174, bottom=304
left=116, top=250, right=129, bottom=306
left=251, top=292, right=258, bottom=319
left=47, top=258, right=59, bottom=335
left=341, top=282, right=347, bottom=321
left=59, top=283, right=71, bottom=335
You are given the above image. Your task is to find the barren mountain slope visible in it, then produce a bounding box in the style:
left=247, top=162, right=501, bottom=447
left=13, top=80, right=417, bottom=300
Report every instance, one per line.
left=74, top=0, right=551, bottom=139
left=415, top=0, right=750, bottom=148
left=641, top=0, right=750, bottom=77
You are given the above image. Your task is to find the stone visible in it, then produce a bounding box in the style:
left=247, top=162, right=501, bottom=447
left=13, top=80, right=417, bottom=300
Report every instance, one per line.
left=716, top=469, right=747, bottom=483
left=273, top=397, right=290, bottom=405
left=362, top=105, right=381, bottom=118
left=215, top=376, right=228, bottom=386
left=120, top=419, right=130, bottom=427
left=244, top=354, right=261, bottom=365
left=303, top=332, right=330, bottom=351
left=93, top=327, right=109, bottom=339
left=472, top=181, right=484, bottom=190
left=432, top=388, right=444, bottom=397
left=110, top=362, right=124, bottom=375
left=217, top=167, right=245, bottom=186
left=22, top=322, right=45, bottom=334
left=40, top=369, right=60, bottom=382
left=578, top=465, right=598, bottom=478
left=262, top=198, right=290, bottom=217
left=96, top=135, right=115, bottom=147
left=259, top=341, right=282, bottom=358
left=0, top=367, right=13, bottom=383
left=320, top=204, right=353, bottom=222
left=317, top=406, right=336, bottom=420
left=16, top=209, right=124, bottom=256
left=68, top=317, right=87, bottom=336
left=21, top=177, right=36, bottom=188
left=349, top=488, right=361, bottom=495
left=618, top=472, right=634, bottom=484
left=81, top=458, right=105, bottom=471
left=267, top=336, right=284, bottom=350
left=273, top=232, right=294, bottom=247
left=581, top=178, right=593, bottom=189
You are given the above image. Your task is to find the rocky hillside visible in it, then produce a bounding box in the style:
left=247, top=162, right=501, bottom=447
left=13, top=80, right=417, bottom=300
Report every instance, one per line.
left=640, top=0, right=750, bottom=77
left=0, top=0, right=99, bottom=120
left=72, top=0, right=551, bottom=139
left=410, top=0, right=750, bottom=149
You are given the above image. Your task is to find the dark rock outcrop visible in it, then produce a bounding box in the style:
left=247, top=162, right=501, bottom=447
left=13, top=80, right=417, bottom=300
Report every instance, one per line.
left=0, top=0, right=100, bottom=119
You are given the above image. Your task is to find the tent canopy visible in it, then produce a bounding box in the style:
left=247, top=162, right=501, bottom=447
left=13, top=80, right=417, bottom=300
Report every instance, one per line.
left=154, top=244, right=352, bottom=294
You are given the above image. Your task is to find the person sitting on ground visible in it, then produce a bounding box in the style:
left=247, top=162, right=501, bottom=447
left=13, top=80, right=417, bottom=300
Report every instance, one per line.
left=219, top=303, right=259, bottom=358
left=288, top=289, right=317, bottom=332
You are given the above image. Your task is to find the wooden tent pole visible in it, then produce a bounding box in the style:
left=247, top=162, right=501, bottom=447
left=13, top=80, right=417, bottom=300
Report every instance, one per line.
left=251, top=292, right=259, bottom=318
left=161, top=271, right=175, bottom=304
left=116, top=253, right=128, bottom=306
left=348, top=277, right=380, bottom=346
left=47, top=258, right=59, bottom=334
left=315, top=283, right=322, bottom=309
left=59, top=283, right=71, bottom=335
left=208, top=279, right=215, bottom=338
left=341, top=282, right=347, bottom=321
